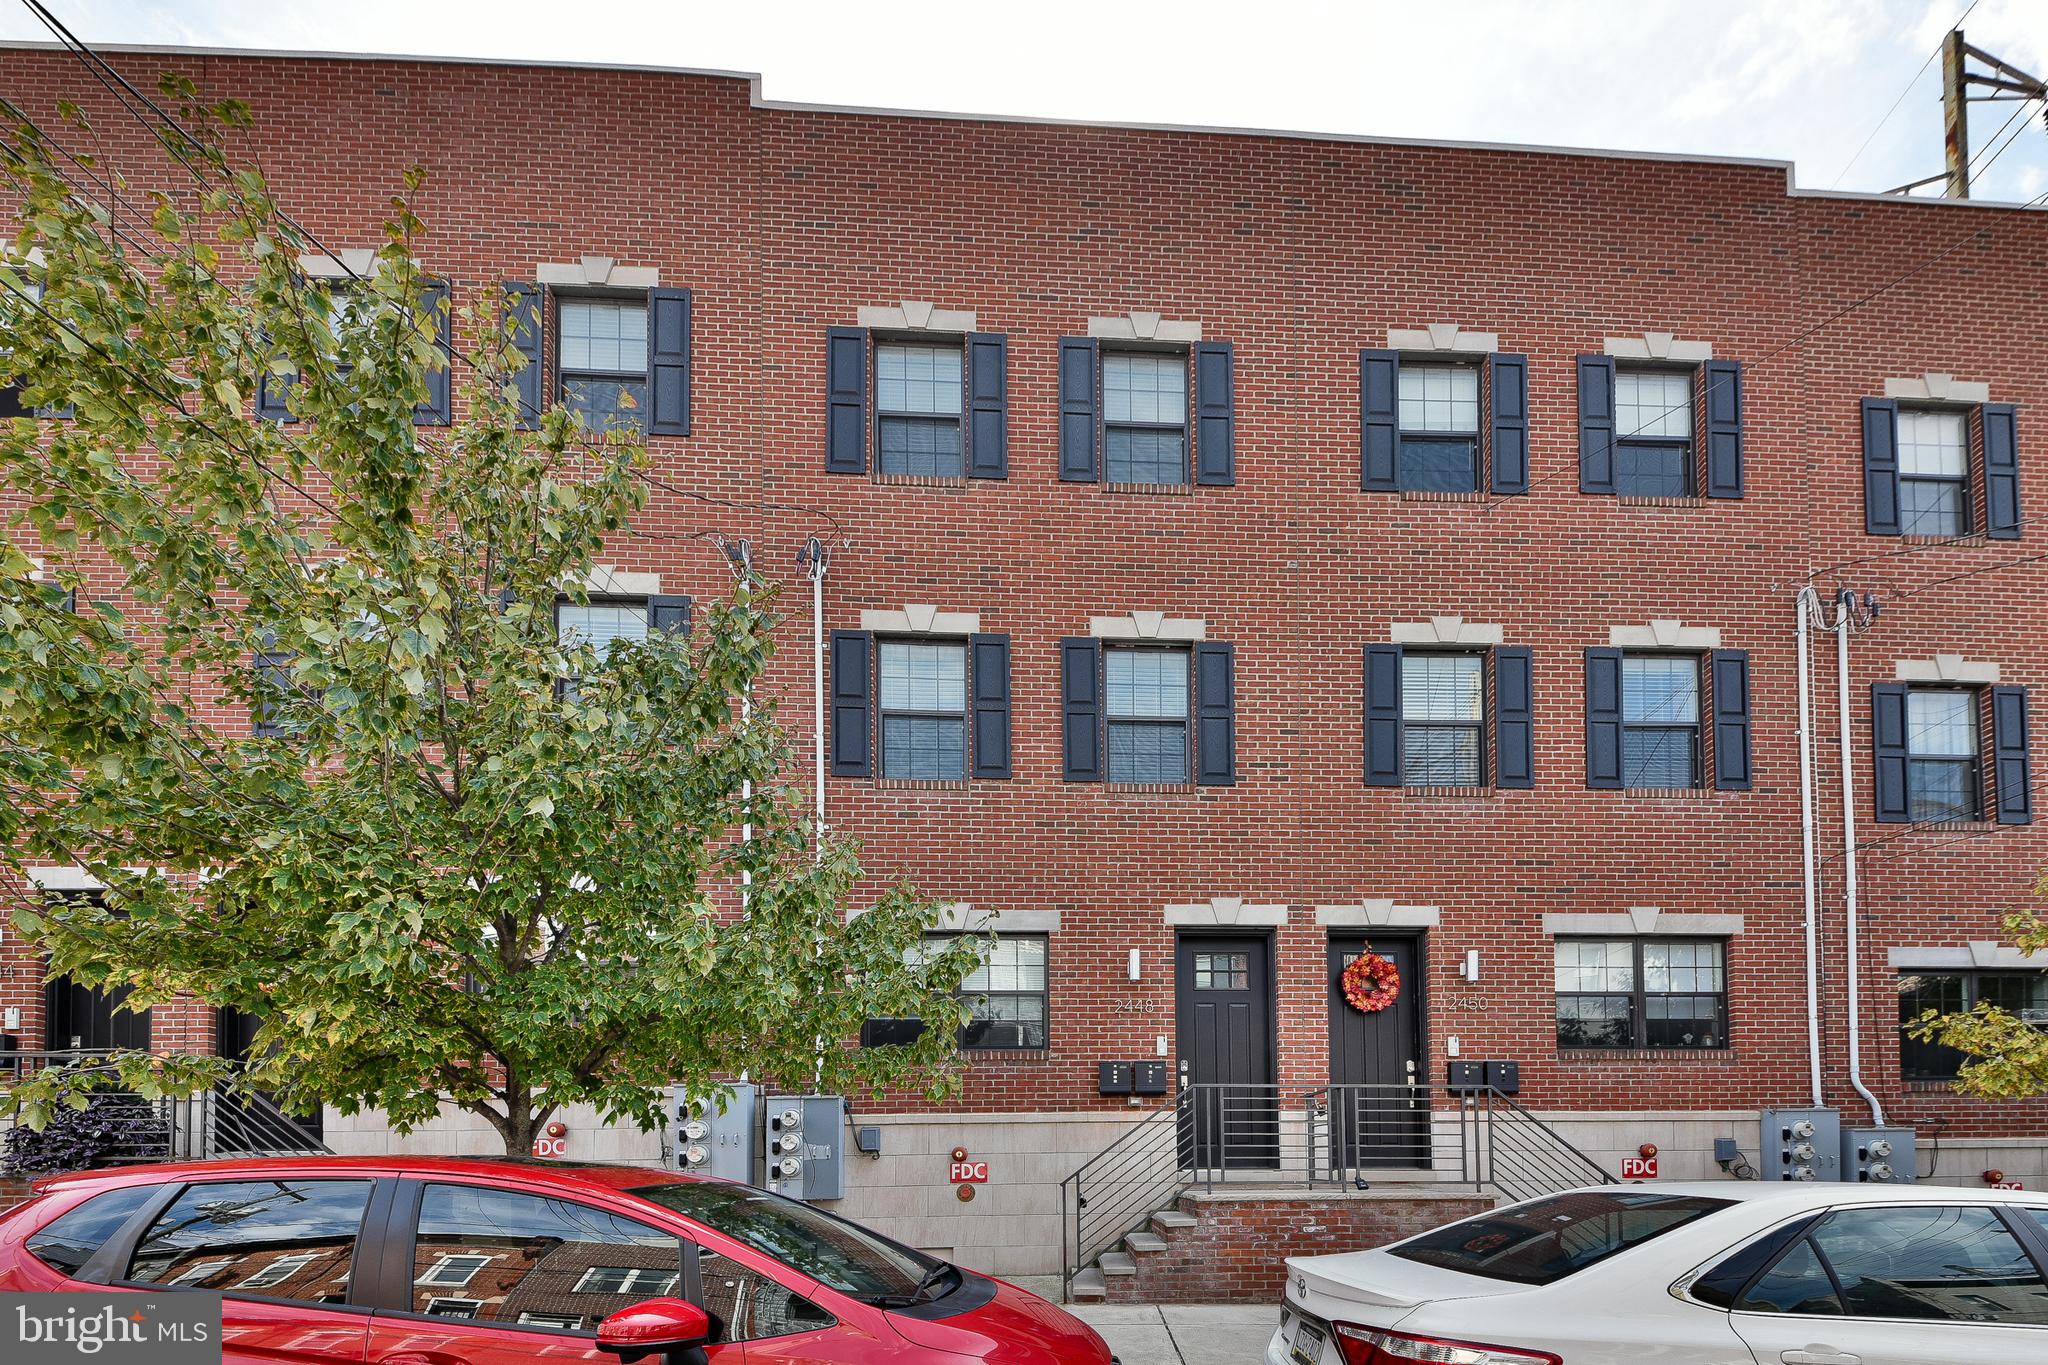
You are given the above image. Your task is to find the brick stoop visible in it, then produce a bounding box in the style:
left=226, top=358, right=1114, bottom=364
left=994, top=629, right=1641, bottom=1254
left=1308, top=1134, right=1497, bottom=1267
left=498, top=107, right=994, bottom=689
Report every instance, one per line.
left=1091, top=1186, right=1496, bottom=1305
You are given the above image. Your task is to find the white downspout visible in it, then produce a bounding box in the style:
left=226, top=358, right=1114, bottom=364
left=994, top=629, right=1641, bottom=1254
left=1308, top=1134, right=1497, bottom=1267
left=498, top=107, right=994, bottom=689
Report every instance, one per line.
left=1794, top=588, right=1825, bottom=1108
left=805, top=537, right=829, bottom=863
left=1833, top=589, right=1886, bottom=1127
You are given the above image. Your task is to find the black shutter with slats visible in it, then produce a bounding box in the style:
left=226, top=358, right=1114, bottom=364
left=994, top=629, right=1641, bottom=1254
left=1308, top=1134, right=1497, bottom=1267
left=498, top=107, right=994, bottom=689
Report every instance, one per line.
left=1494, top=645, right=1534, bottom=789
left=830, top=630, right=872, bottom=777
left=1992, top=685, right=2032, bottom=825
left=1982, top=403, right=2020, bottom=540
left=1584, top=647, right=1623, bottom=789
left=965, top=333, right=1008, bottom=479
left=413, top=279, right=453, bottom=427
left=1871, top=682, right=1910, bottom=822
left=504, top=282, right=542, bottom=430
left=648, top=288, right=692, bottom=436
left=1711, top=649, right=1752, bottom=790
left=826, top=327, right=868, bottom=473
left=970, top=633, right=1012, bottom=779
left=1193, top=341, right=1235, bottom=486
left=1195, top=641, right=1236, bottom=786
left=1702, top=359, right=1743, bottom=499
left=1059, top=338, right=1099, bottom=482
left=1360, top=349, right=1400, bottom=491
left=1363, top=643, right=1403, bottom=786
left=1862, top=398, right=1902, bottom=536
left=647, top=595, right=692, bottom=636
left=1061, top=637, right=1103, bottom=781
left=1577, top=355, right=1617, bottom=494
left=1488, top=353, right=1529, bottom=496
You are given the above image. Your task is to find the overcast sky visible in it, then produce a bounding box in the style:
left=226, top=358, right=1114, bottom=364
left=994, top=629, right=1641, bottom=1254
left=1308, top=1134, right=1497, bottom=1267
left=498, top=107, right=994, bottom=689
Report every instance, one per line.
left=5, top=1, right=2047, bottom=203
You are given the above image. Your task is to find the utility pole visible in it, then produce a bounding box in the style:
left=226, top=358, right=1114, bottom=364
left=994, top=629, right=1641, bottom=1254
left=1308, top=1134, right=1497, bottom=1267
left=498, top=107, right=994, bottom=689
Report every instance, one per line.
left=1942, top=29, right=1970, bottom=198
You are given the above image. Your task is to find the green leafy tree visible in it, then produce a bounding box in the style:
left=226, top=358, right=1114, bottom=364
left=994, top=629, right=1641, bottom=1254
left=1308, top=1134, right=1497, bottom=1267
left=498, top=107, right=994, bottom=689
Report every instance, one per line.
left=1907, top=899, right=2048, bottom=1100
left=0, top=88, right=979, bottom=1154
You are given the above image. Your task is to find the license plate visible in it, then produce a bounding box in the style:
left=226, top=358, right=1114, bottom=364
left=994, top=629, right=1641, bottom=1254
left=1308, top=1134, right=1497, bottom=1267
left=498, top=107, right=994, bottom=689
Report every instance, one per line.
left=1290, top=1319, right=1326, bottom=1365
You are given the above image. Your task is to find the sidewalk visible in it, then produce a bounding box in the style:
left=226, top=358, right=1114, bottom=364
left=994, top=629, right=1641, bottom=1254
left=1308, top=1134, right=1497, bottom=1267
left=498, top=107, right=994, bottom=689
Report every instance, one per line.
left=1069, top=1304, right=1279, bottom=1365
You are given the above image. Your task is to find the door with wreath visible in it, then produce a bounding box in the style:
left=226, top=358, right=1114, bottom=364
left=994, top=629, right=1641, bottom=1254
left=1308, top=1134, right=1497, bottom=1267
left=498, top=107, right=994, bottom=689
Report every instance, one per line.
left=1325, top=936, right=1427, bottom=1174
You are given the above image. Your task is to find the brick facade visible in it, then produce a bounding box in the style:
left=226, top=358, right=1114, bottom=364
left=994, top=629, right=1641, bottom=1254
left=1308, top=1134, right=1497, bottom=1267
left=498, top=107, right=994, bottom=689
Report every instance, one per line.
left=1, top=43, right=2044, bottom=1181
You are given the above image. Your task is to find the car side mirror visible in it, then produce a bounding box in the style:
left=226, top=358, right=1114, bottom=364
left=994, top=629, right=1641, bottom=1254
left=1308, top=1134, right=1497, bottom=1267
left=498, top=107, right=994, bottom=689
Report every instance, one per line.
left=596, top=1297, right=713, bottom=1365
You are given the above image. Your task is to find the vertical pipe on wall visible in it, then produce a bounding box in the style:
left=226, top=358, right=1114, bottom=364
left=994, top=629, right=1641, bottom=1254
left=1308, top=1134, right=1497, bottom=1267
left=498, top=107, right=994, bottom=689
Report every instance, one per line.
left=1834, top=590, right=1886, bottom=1127
left=1795, top=587, right=1825, bottom=1108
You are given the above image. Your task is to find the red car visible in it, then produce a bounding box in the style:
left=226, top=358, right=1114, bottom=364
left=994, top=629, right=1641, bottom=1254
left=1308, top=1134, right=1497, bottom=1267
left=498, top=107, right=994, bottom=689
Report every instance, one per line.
left=0, top=1156, right=1114, bottom=1365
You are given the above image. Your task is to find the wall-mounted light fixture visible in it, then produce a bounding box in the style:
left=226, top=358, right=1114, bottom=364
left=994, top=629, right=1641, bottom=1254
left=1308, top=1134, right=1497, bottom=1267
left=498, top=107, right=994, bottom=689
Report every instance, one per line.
left=1459, top=950, right=1481, bottom=982
left=1128, top=948, right=1141, bottom=982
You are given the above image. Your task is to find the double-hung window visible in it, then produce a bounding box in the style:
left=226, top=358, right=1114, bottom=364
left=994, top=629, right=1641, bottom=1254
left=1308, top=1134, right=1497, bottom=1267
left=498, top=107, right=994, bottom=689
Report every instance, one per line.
left=1555, top=938, right=1726, bottom=1050
left=877, top=640, right=967, bottom=781
left=555, top=595, right=691, bottom=691
left=558, top=297, right=648, bottom=433
left=1102, top=351, right=1188, bottom=485
left=1620, top=653, right=1701, bottom=788
left=1614, top=368, right=1693, bottom=497
left=875, top=343, right=963, bottom=477
left=1105, top=645, right=1190, bottom=783
left=1396, top=364, right=1481, bottom=492
left=1898, top=969, right=2047, bottom=1080
left=1401, top=653, right=1485, bottom=786
left=1904, top=688, right=1981, bottom=821
left=937, top=934, right=1049, bottom=1050
left=1896, top=408, right=1970, bottom=536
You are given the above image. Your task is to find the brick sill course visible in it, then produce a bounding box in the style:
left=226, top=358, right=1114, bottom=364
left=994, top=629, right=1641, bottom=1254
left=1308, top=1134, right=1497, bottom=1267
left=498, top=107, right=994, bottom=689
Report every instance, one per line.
left=1105, top=782, right=1197, bottom=795
left=1399, top=490, right=1487, bottom=503
left=872, top=778, right=969, bottom=792
left=1621, top=786, right=1711, bottom=799
left=1104, top=481, right=1194, bottom=496
left=1404, top=785, right=1496, bottom=799
left=1615, top=495, right=1714, bottom=509
left=1557, top=1048, right=1739, bottom=1064
left=872, top=473, right=966, bottom=490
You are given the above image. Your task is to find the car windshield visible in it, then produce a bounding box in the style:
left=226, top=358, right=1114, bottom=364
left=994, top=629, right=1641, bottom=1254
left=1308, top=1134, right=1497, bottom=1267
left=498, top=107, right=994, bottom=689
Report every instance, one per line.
left=630, top=1181, right=943, bottom=1302
left=1389, top=1190, right=1733, bottom=1285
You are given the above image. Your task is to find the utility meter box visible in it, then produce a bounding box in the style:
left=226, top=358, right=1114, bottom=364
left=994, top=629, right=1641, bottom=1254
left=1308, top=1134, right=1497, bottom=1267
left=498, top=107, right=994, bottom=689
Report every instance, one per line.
left=1843, top=1125, right=1916, bottom=1184
left=763, top=1094, right=846, bottom=1202
left=672, top=1082, right=756, bottom=1183
left=1761, top=1106, right=1841, bottom=1182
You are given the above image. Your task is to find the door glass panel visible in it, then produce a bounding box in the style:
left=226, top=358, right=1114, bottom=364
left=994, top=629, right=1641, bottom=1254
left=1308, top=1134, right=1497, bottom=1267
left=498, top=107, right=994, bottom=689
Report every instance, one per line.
left=1193, top=952, right=1250, bottom=990
left=411, top=1183, right=684, bottom=1332
left=1810, top=1205, right=2048, bottom=1324
left=127, top=1179, right=372, bottom=1304
left=698, top=1248, right=835, bottom=1342
left=1737, top=1236, right=1842, bottom=1315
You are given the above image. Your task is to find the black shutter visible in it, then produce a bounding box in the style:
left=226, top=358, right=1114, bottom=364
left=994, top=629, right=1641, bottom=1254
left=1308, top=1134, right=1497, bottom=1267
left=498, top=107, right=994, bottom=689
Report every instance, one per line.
left=1702, top=359, right=1743, bottom=499
left=1862, top=398, right=1902, bottom=536
left=826, top=327, right=868, bottom=474
left=1982, top=403, right=2020, bottom=540
left=504, top=282, right=542, bottom=431
left=1360, top=349, right=1400, bottom=491
left=1363, top=643, right=1403, bottom=786
left=1577, top=355, right=1617, bottom=494
left=251, top=652, right=293, bottom=738
left=1871, top=682, right=1910, bottom=822
left=1193, top=341, right=1235, bottom=486
left=1992, top=685, right=2032, bottom=825
left=965, top=332, right=1008, bottom=479
left=1061, top=637, right=1103, bottom=781
left=254, top=356, right=296, bottom=422
left=648, top=288, right=692, bottom=436
left=647, top=594, right=692, bottom=636
left=1711, top=649, right=1753, bottom=790
left=1195, top=641, right=1236, bottom=786
left=412, top=279, right=453, bottom=426
left=1059, top=338, right=1099, bottom=482
left=830, top=630, right=872, bottom=777
left=1584, top=648, right=1623, bottom=789
left=1494, top=645, right=1534, bottom=789
left=1488, top=353, right=1530, bottom=496
left=970, top=633, right=1012, bottom=779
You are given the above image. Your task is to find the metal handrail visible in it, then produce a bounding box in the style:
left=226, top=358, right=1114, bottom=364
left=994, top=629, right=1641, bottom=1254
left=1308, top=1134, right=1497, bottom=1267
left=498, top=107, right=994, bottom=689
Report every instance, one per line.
left=0, top=1051, right=331, bottom=1162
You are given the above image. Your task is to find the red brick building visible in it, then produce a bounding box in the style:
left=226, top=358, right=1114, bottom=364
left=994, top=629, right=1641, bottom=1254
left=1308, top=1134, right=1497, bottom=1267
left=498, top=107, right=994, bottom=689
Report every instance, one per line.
left=2, top=43, right=2045, bottom=1280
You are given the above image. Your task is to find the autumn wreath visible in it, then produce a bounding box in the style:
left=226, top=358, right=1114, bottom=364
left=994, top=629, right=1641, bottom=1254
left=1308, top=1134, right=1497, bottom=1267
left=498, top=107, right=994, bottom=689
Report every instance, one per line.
left=1341, top=950, right=1401, bottom=1013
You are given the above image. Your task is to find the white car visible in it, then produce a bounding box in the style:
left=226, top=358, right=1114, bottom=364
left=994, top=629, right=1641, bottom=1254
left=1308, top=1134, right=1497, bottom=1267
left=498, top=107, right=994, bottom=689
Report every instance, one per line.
left=1269, top=1181, right=2048, bottom=1365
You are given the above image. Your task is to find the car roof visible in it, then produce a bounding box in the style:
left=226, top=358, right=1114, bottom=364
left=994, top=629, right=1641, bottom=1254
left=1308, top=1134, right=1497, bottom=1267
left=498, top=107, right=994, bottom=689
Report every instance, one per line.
left=1530, top=1181, right=2048, bottom=1209
left=35, top=1155, right=704, bottom=1197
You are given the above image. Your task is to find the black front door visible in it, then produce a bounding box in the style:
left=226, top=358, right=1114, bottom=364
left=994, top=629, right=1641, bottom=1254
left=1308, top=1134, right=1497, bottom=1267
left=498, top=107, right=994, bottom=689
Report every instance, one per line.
left=215, top=1007, right=324, bottom=1149
left=43, top=975, right=150, bottom=1052
left=1176, top=934, right=1276, bottom=1169
left=1327, top=936, right=1427, bottom=1171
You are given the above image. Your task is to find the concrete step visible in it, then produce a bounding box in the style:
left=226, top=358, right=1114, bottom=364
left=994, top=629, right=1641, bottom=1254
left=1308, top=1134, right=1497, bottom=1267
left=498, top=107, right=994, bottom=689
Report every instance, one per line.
left=1151, top=1209, right=1198, bottom=1232
left=1098, top=1251, right=1137, bottom=1277
left=1124, top=1231, right=1167, bottom=1254
left=1067, top=1268, right=1106, bottom=1301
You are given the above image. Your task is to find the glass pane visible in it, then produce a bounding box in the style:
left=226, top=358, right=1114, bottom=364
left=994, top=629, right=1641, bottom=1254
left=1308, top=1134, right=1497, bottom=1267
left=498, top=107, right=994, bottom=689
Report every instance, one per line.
left=959, top=993, right=1047, bottom=1049
left=27, top=1184, right=160, bottom=1277
left=1907, top=758, right=1980, bottom=822
left=409, top=1183, right=680, bottom=1331
left=1397, top=436, right=1478, bottom=492
left=1403, top=726, right=1481, bottom=786
left=628, top=1182, right=937, bottom=1302
left=1104, top=426, right=1186, bottom=484
left=1615, top=370, right=1692, bottom=440
left=1644, top=941, right=1724, bottom=994
left=874, top=343, right=962, bottom=416
left=1737, top=1237, right=1842, bottom=1315
left=879, top=715, right=965, bottom=781
left=877, top=415, right=962, bottom=478
left=1622, top=728, right=1698, bottom=789
left=1390, top=1191, right=1732, bottom=1286
left=1899, top=478, right=1966, bottom=536
left=1106, top=649, right=1188, bottom=720
left=698, top=1248, right=835, bottom=1342
left=1555, top=995, right=1631, bottom=1048
left=1107, top=720, right=1188, bottom=784
left=1812, top=1205, right=2048, bottom=1324
left=1643, top=995, right=1722, bottom=1048
left=128, top=1180, right=373, bottom=1304
left=1403, top=654, right=1483, bottom=722
left=1102, top=352, right=1186, bottom=425
left=1397, top=364, right=1479, bottom=433
left=1897, top=408, right=1967, bottom=477
left=1615, top=442, right=1689, bottom=497
left=1194, top=952, right=1251, bottom=990
left=559, top=300, right=648, bottom=374
left=959, top=937, right=1048, bottom=994
left=1906, top=690, right=1976, bottom=758
left=1897, top=971, right=1968, bottom=1080
left=561, top=377, right=646, bottom=433
left=558, top=602, right=649, bottom=659
left=878, top=642, right=966, bottom=712
left=1622, top=656, right=1699, bottom=724
left=1978, top=972, right=2048, bottom=1021
left=1554, top=940, right=1635, bottom=993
